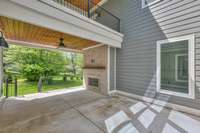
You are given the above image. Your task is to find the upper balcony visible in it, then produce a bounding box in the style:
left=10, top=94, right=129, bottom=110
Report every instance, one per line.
left=52, top=0, right=120, bottom=32
left=0, top=0, right=123, bottom=51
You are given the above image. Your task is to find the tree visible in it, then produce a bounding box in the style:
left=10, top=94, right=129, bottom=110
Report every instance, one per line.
left=65, top=52, right=83, bottom=76
left=4, top=45, right=67, bottom=82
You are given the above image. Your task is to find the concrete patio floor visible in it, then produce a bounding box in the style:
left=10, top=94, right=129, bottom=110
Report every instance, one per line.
left=0, top=88, right=200, bottom=133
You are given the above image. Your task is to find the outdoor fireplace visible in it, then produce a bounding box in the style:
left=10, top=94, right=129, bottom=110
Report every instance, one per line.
left=83, top=45, right=108, bottom=95
left=84, top=69, right=107, bottom=94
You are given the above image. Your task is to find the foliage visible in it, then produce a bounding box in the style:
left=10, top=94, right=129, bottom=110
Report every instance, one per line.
left=4, top=44, right=84, bottom=84
left=4, top=45, right=67, bottom=81
left=65, top=53, right=84, bottom=76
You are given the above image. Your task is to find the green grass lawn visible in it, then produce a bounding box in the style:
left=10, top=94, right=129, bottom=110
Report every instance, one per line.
left=3, top=78, right=83, bottom=96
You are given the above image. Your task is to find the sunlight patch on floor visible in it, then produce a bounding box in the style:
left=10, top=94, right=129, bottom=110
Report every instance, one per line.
left=169, top=111, right=200, bottom=133
left=137, top=109, right=156, bottom=129
left=129, top=102, right=147, bottom=114
left=152, top=99, right=168, bottom=106
left=150, top=104, right=163, bottom=113
left=162, top=123, right=180, bottom=133
left=118, top=123, right=139, bottom=133
left=105, top=111, right=130, bottom=133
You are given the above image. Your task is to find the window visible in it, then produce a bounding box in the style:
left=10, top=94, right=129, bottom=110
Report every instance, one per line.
left=142, top=0, right=161, bottom=8
left=175, top=54, right=188, bottom=82
left=156, top=35, right=195, bottom=99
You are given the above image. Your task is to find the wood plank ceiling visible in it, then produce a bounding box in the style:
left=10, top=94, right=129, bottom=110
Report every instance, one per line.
left=0, top=16, right=98, bottom=51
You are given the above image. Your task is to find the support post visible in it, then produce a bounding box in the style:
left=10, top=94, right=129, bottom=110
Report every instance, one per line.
left=0, top=48, right=3, bottom=97
left=38, top=77, right=43, bottom=93
left=107, top=46, right=110, bottom=94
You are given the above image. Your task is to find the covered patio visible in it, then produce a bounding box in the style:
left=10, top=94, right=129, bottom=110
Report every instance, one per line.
left=0, top=0, right=200, bottom=133
left=0, top=0, right=123, bottom=97
left=0, top=88, right=200, bottom=133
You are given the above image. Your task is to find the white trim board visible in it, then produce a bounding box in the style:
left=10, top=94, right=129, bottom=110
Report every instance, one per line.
left=156, top=35, right=195, bottom=99
left=82, top=44, right=105, bottom=51
left=142, top=0, right=161, bottom=8
left=107, top=46, right=111, bottom=94
left=109, top=90, right=200, bottom=117
left=114, top=48, right=117, bottom=91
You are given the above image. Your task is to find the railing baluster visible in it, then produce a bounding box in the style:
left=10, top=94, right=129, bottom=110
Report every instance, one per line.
left=87, top=0, right=90, bottom=18
left=14, top=77, right=18, bottom=97
left=5, top=78, right=8, bottom=98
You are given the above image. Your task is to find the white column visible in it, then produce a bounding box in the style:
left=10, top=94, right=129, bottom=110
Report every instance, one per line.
left=107, top=46, right=110, bottom=94
left=0, top=47, right=3, bottom=97
left=114, top=48, right=116, bottom=91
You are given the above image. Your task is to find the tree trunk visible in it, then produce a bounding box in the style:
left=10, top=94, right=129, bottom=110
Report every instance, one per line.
left=37, top=77, right=43, bottom=93
left=70, top=53, right=76, bottom=75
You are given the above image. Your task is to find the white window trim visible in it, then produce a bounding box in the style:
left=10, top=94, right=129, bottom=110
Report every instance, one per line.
left=142, top=0, right=161, bottom=8
left=161, top=84, right=187, bottom=89
left=175, top=54, right=188, bottom=83
left=156, top=35, right=195, bottom=99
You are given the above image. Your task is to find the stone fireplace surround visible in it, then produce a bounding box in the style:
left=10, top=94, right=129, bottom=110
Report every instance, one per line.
left=83, top=45, right=108, bottom=95
left=84, top=68, right=107, bottom=94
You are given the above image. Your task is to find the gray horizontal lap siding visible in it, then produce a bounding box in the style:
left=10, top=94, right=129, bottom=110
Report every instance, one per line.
left=103, top=0, right=200, bottom=109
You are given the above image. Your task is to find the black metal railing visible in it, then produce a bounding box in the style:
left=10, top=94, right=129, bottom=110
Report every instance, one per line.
left=52, top=0, right=120, bottom=32
left=4, top=77, right=18, bottom=98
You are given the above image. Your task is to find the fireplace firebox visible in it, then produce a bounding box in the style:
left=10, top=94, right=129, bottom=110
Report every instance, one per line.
left=88, top=78, right=99, bottom=87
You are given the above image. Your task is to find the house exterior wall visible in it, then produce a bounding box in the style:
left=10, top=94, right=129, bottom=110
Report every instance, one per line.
left=103, top=0, right=200, bottom=110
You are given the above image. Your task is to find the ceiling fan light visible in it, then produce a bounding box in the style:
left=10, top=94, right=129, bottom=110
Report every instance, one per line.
left=59, top=38, right=65, bottom=48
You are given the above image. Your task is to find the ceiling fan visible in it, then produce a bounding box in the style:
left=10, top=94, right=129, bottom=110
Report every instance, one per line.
left=55, top=37, right=81, bottom=53
left=58, top=38, right=65, bottom=48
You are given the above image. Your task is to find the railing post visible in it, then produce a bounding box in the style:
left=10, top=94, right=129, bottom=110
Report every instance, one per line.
left=14, top=77, right=18, bottom=97
left=87, top=0, right=90, bottom=18
left=5, top=77, right=8, bottom=98
left=118, top=19, right=120, bottom=32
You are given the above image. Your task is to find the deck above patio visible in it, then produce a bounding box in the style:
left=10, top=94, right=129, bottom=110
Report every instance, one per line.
left=0, top=0, right=123, bottom=52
